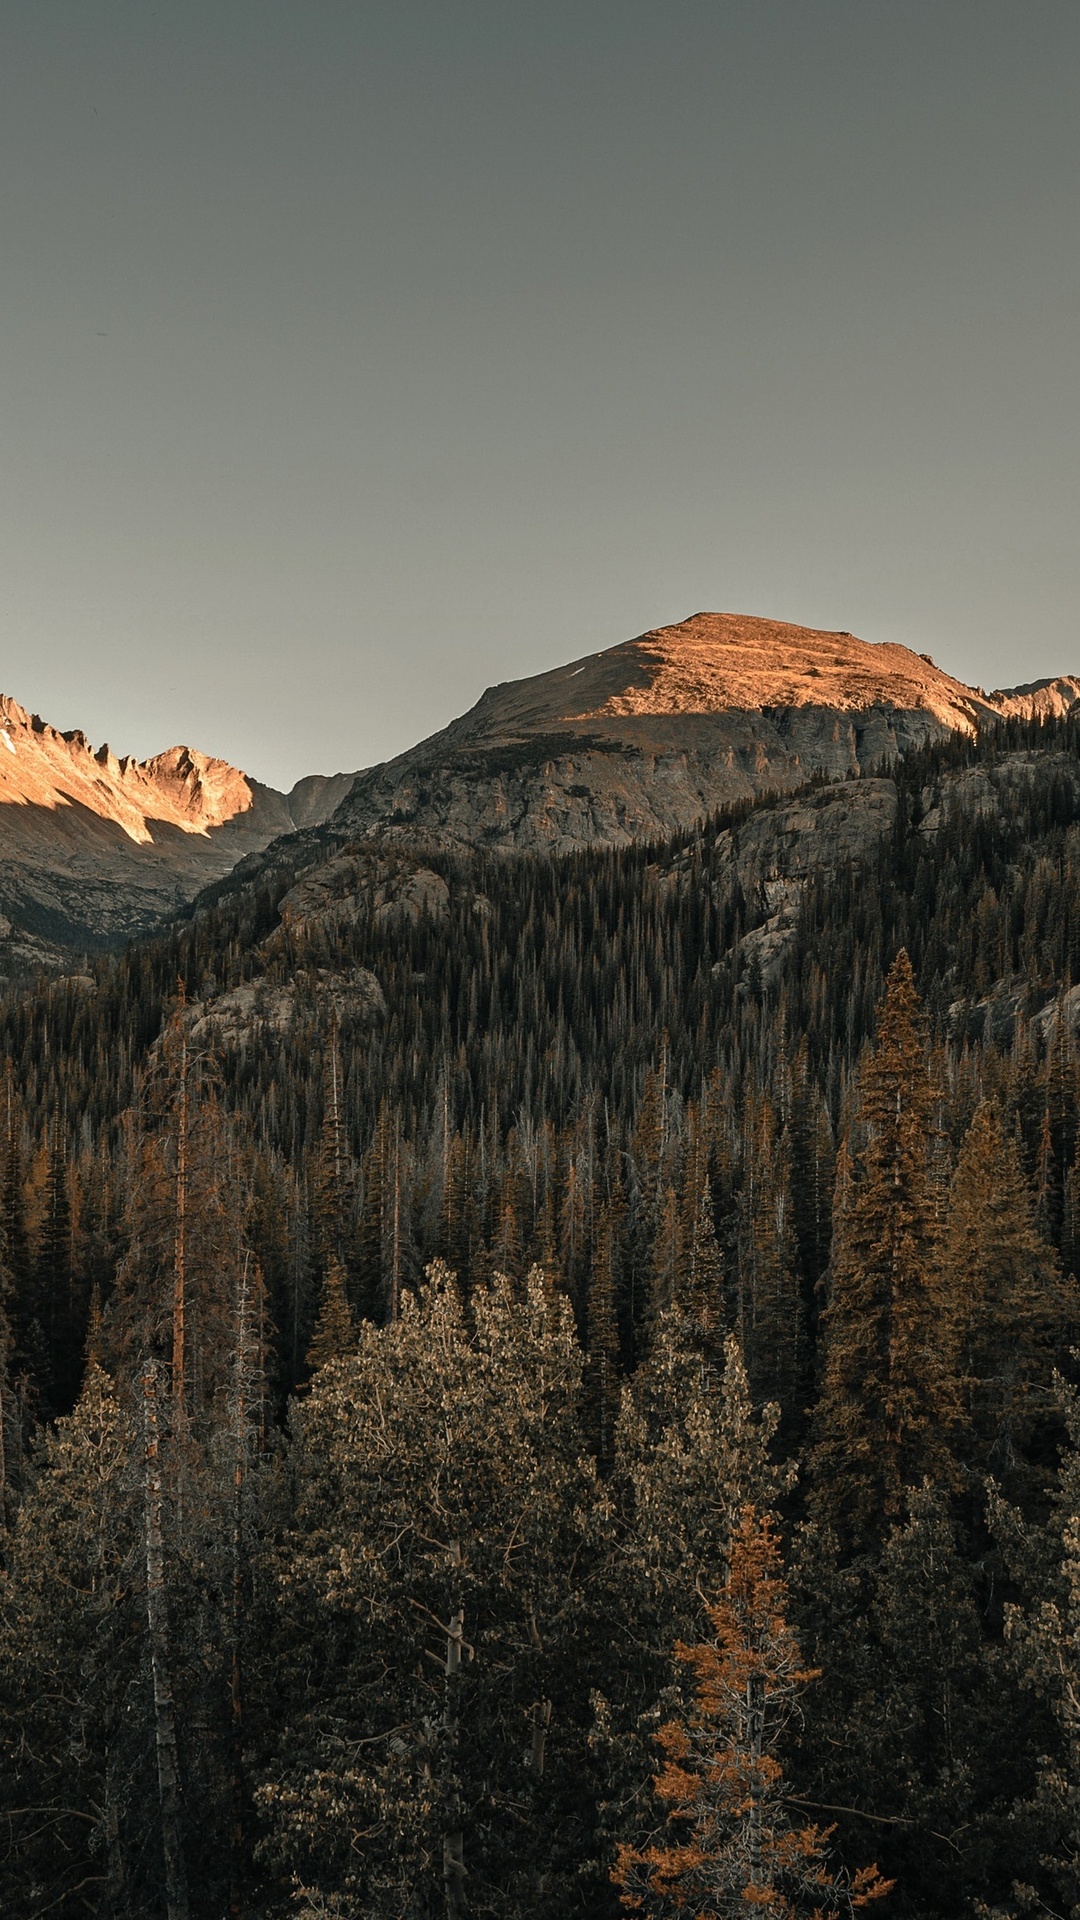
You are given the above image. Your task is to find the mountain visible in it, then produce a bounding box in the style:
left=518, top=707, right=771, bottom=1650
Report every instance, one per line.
left=0, top=693, right=355, bottom=971
left=4, top=611, right=1077, bottom=970
left=322, top=612, right=1080, bottom=853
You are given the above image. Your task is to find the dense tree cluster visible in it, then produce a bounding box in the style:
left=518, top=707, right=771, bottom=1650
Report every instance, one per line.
left=3, top=718, right=1080, bottom=1913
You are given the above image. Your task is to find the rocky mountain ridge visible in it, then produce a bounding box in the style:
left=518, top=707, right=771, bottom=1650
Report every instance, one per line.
left=0, top=693, right=355, bottom=970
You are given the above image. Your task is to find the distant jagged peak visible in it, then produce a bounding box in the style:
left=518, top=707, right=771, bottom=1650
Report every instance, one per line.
left=0, top=691, right=262, bottom=841
left=985, top=674, right=1080, bottom=721
left=139, top=744, right=264, bottom=829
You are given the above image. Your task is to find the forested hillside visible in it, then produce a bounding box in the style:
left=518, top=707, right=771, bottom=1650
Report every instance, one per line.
left=4, top=716, right=1080, bottom=1916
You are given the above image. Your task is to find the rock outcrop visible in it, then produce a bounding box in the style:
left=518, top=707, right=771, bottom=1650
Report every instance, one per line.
left=182, top=966, right=386, bottom=1049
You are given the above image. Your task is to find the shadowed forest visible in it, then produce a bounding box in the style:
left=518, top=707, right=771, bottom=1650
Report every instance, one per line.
left=4, top=720, right=1080, bottom=1916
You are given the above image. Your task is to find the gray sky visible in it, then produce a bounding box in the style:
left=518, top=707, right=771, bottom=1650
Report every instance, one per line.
left=1, top=1, right=1077, bottom=791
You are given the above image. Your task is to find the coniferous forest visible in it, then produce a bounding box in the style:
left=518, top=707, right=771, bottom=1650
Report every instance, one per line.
left=7, top=719, right=1080, bottom=1917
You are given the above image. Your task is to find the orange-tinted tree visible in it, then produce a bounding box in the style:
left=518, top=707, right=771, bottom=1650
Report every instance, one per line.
left=613, top=1506, right=891, bottom=1919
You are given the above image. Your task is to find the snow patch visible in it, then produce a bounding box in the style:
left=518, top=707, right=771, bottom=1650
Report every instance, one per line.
left=1, top=732, right=15, bottom=754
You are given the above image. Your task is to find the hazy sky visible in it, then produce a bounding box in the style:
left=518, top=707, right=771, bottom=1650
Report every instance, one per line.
left=1, top=2, right=1078, bottom=790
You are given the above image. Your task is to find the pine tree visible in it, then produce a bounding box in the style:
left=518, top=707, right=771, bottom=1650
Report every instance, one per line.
left=141, top=1361, right=191, bottom=1920
left=356, top=1103, right=390, bottom=1319
left=943, top=1099, right=1078, bottom=1495
left=305, top=1256, right=356, bottom=1372
left=35, top=1120, right=80, bottom=1408
left=737, top=1103, right=804, bottom=1417
left=994, top=1383, right=1080, bottom=1918
left=789, top=1055, right=835, bottom=1299
left=584, top=1197, right=623, bottom=1468
left=592, top=1322, right=783, bottom=1875
left=809, top=953, right=960, bottom=1549
left=613, top=1507, right=890, bottom=1919
left=646, top=1179, right=681, bottom=1337
left=109, top=1011, right=247, bottom=1427
left=678, top=1168, right=725, bottom=1334
left=1, top=1073, right=41, bottom=1398
left=0, top=1363, right=144, bottom=1915
left=311, top=1025, right=357, bottom=1287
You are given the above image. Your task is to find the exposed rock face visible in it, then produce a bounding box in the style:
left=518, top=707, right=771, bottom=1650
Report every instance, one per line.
left=704, top=778, right=900, bottom=986
left=326, top=613, right=1078, bottom=856
left=182, top=967, right=386, bottom=1048
left=274, top=853, right=453, bottom=941
left=0, top=694, right=355, bottom=970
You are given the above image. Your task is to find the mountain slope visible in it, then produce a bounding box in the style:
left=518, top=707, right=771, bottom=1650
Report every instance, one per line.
left=325, top=612, right=1080, bottom=854
left=0, top=694, right=355, bottom=969
left=5, top=610, right=1077, bottom=968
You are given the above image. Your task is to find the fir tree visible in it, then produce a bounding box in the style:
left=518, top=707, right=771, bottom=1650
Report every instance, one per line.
left=943, top=1098, right=1078, bottom=1495
left=305, top=1256, right=356, bottom=1372
left=810, top=952, right=960, bottom=1549
left=613, top=1507, right=891, bottom=1919
left=585, top=1196, right=623, bottom=1468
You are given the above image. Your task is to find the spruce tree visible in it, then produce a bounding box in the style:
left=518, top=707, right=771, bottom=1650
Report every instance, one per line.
left=305, top=1256, right=356, bottom=1372
left=613, top=1507, right=890, bottom=1920
left=809, top=952, right=960, bottom=1550
left=943, top=1099, right=1078, bottom=1496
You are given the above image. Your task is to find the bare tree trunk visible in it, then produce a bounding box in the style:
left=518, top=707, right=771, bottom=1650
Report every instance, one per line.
left=746, top=1668, right=765, bottom=1890
left=443, top=1539, right=467, bottom=1919
left=391, top=1122, right=402, bottom=1323
left=142, top=1364, right=190, bottom=1920
left=102, top=1757, right=127, bottom=1915
left=0, top=1369, right=7, bottom=1531
left=229, top=1257, right=251, bottom=1919
left=171, top=1037, right=189, bottom=1422
left=526, top=1609, right=552, bottom=1913
left=526, top=1611, right=551, bottom=1778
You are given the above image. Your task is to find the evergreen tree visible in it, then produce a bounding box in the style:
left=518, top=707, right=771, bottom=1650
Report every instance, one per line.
left=585, top=1197, right=623, bottom=1467
left=810, top=953, right=960, bottom=1550
left=678, top=1168, right=725, bottom=1334
left=0, top=1364, right=144, bottom=1915
left=614, top=1507, right=890, bottom=1920
left=311, top=1025, right=357, bottom=1289
left=35, top=1119, right=81, bottom=1408
left=737, top=1103, right=804, bottom=1418
left=994, top=1384, right=1080, bottom=1919
left=305, top=1255, right=356, bottom=1371
left=593, top=1323, right=783, bottom=1878
left=943, top=1098, right=1078, bottom=1496
left=108, top=1012, right=247, bottom=1426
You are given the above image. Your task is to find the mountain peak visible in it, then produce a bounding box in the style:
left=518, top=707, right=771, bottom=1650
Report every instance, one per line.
left=581, top=611, right=985, bottom=729
left=327, top=609, right=1079, bottom=858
